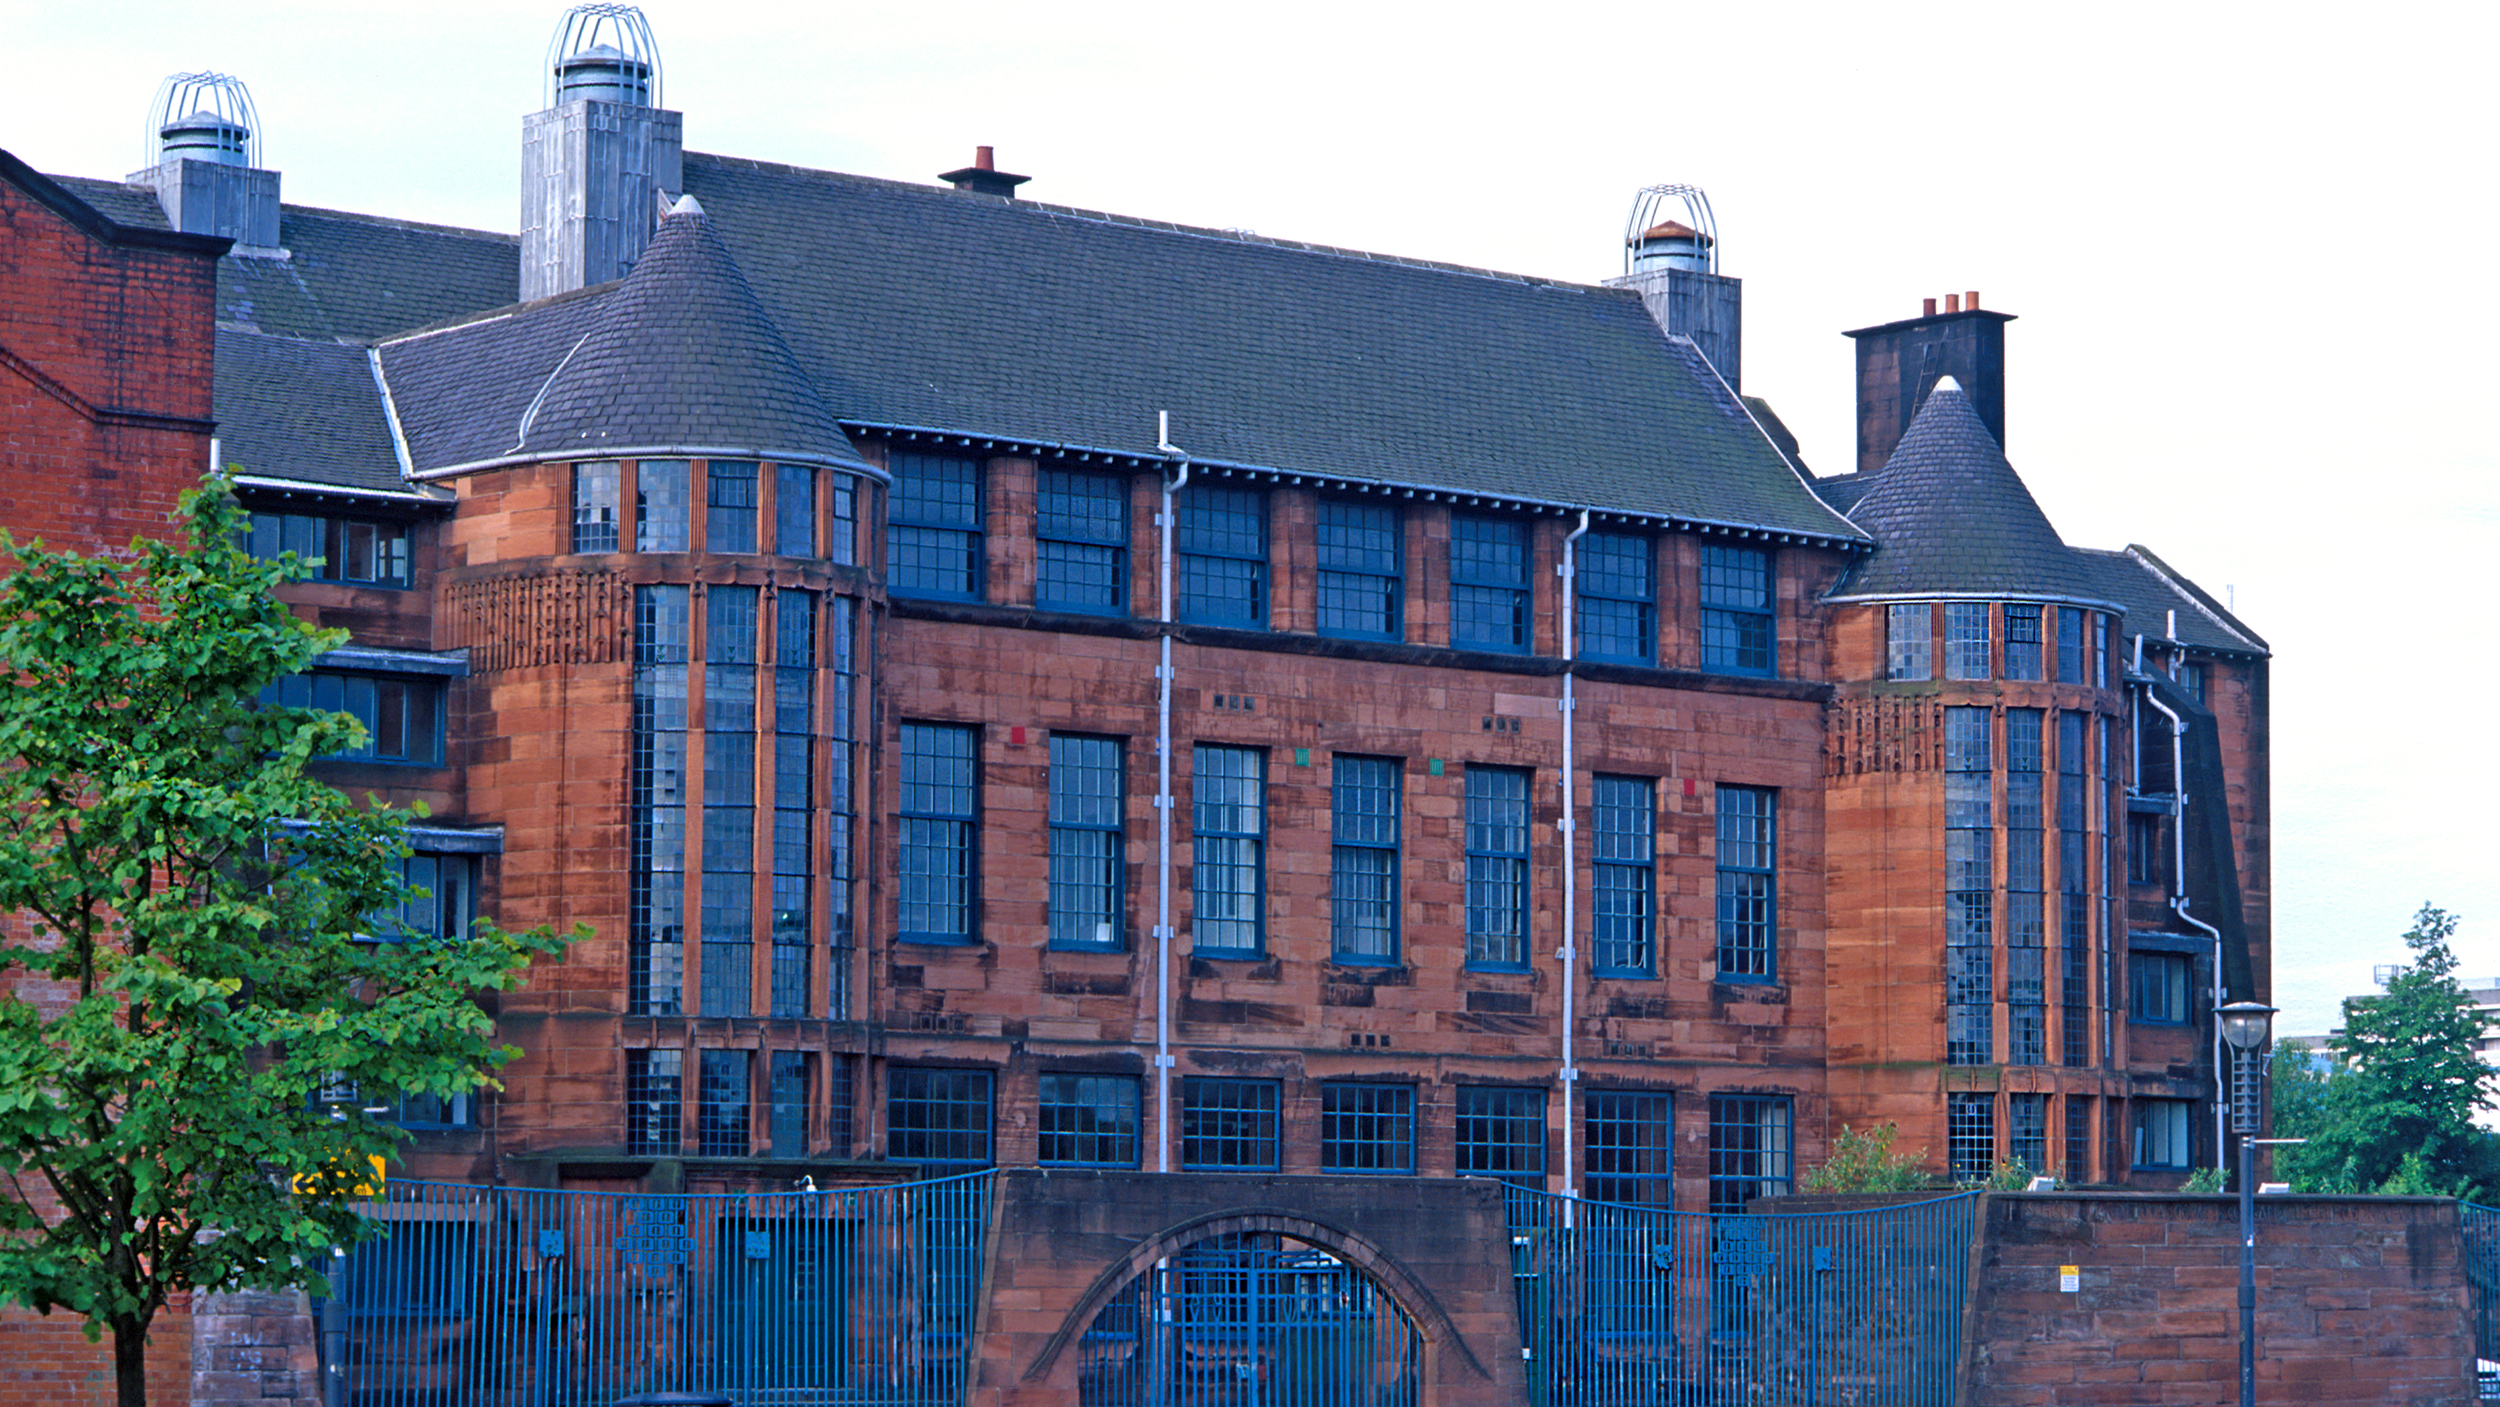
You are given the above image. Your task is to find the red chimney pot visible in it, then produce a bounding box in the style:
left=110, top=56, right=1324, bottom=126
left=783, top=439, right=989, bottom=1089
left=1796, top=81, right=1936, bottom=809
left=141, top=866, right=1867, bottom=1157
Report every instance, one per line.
left=1966, top=289, right=1980, bottom=310
left=975, top=145, right=995, bottom=171
left=1922, top=297, right=1937, bottom=317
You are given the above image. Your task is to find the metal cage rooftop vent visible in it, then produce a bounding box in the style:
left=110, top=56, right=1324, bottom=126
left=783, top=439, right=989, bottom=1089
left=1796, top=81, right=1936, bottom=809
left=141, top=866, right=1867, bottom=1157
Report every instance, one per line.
left=147, top=72, right=259, bottom=169
left=546, top=4, right=661, bottom=109
left=1623, top=184, right=1718, bottom=277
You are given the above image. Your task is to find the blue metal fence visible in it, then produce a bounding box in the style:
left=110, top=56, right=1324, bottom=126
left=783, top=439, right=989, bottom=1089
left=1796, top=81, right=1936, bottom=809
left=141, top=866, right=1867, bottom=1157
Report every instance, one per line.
left=327, top=1172, right=992, bottom=1406
left=1504, top=1189, right=1979, bottom=1407
left=2464, top=1203, right=2500, bottom=1399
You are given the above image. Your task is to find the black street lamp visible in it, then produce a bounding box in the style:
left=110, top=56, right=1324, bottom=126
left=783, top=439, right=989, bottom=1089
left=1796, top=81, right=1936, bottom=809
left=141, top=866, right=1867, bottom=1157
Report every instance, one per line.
left=2217, top=999, right=2276, bottom=1407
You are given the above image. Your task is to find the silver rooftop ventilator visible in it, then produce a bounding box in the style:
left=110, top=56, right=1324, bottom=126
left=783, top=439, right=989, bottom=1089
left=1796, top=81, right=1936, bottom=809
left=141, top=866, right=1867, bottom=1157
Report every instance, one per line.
left=521, top=4, right=681, bottom=302
left=544, top=5, right=662, bottom=109
left=132, top=71, right=280, bottom=249
left=145, top=72, right=260, bottom=169
left=1609, top=183, right=1742, bottom=391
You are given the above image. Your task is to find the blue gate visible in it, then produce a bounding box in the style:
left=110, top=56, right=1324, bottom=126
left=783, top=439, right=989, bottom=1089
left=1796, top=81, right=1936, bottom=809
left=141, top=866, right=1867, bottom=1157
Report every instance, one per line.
left=1075, top=1235, right=1422, bottom=1406
left=1505, top=1189, right=1978, bottom=1406
left=327, top=1172, right=992, bottom=1406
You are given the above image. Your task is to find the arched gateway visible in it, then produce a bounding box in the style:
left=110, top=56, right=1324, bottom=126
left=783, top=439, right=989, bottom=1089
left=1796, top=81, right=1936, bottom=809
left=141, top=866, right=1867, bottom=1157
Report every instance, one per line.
left=972, top=1170, right=1526, bottom=1407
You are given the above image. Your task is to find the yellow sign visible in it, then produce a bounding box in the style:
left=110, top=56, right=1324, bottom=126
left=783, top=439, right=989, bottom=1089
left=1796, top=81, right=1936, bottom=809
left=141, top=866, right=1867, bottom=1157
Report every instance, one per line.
left=292, top=1154, right=388, bottom=1197
left=2059, top=1265, right=2081, bottom=1293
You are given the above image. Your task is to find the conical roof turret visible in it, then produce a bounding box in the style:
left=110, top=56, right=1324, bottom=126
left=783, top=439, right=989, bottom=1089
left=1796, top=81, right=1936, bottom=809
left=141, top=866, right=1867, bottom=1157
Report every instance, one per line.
left=1825, top=377, right=2110, bottom=604
left=517, top=194, right=866, bottom=470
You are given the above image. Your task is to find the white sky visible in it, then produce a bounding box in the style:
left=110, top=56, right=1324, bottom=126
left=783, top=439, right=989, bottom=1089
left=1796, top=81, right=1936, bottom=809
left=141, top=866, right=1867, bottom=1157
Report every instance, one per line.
left=5, top=0, right=2494, bottom=1037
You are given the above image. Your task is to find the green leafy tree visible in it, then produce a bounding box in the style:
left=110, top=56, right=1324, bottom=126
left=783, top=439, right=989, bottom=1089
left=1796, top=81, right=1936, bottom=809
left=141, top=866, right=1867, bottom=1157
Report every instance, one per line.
left=2273, top=906, right=2500, bottom=1200
left=0, top=481, right=569, bottom=1407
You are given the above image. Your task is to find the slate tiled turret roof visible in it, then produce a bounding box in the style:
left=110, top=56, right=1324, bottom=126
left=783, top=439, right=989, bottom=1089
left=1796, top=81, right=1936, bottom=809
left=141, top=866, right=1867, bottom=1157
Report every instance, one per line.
left=380, top=197, right=868, bottom=474
left=510, top=196, right=862, bottom=469
left=1820, top=378, right=2110, bottom=604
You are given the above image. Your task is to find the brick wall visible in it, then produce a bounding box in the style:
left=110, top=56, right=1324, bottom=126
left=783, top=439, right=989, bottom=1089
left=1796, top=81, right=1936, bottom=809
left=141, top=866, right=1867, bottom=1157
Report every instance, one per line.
left=1964, top=1192, right=2477, bottom=1406
left=0, top=1299, right=193, bottom=1407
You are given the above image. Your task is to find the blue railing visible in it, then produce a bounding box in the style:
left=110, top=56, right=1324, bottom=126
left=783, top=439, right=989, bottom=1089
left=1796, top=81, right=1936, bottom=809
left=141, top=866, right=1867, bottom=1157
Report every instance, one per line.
left=2464, top=1202, right=2500, bottom=1399
left=1504, top=1188, right=1979, bottom=1407
left=327, top=1171, right=993, bottom=1406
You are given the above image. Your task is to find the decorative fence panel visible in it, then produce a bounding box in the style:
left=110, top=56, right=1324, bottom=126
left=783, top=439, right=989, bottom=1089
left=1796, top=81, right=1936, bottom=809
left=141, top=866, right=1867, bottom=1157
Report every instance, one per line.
left=329, top=1173, right=992, bottom=1406
left=1505, top=1189, right=1979, bottom=1407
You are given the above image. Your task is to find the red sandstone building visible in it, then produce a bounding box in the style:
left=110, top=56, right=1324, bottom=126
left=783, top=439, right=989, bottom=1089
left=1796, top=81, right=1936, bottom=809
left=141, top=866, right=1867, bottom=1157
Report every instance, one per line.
left=1, top=19, right=2265, bottom=1237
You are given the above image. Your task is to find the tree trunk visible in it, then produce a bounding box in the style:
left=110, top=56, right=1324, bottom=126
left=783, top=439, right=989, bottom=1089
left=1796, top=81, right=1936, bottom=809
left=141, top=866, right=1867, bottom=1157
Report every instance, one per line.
left=111, top=1311, right=152, bottom=1407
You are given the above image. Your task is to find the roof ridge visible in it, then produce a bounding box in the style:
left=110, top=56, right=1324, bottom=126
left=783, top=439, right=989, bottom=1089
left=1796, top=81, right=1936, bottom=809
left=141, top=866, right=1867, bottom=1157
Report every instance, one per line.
left=275, top=200, right=519, bottom=244
left=2122, top=544, right=2269, bottom=651
left=682, top=149, right=1608, bottom=293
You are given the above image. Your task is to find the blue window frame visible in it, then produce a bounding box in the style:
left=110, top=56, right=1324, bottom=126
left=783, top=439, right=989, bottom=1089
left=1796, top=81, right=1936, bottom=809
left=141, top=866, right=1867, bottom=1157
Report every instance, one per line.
left=1948, top=1093, right=1995, bottom=1181
left=2057, top=605, right=2086, bottom=685
left=887, top=1066, right=993, bottom=1168
left=697, top=1049, right=750, bottom=1157
left=2009, top=1092, right=2048, bottom=1175
left=1585, top=1090, right=1674, bottom=1207
left=1321, top=1082, right=1414, bottom=1174
left=629, top=585, right=689, bottom=1016
left=701, top=585, right=758, bottom=1017
left=2006, top=710, right=2045, bottom=1065
left=249, top=509, right=416, bottom=587
left=1456, top=1086, right=1546, bottom=1191
left=1048, top=734, right=1124, bottom=951
left=570, top=461, right=621, bottom=554
left=776, top=463, right=816, bottom=558
left=1945, top=602, right=1991, bottom=680
left=1592, top=775, right=1655, bottom=978
left=1330, top=755, right=1400, bottom=964
left=1191, top=744, right=1265, bottom=957
left=1181, top=1078, right=1281, bottom=1171
left=2132, top=1098, right=2193, bottom=1169
left=626, top=1049, right=681, bottom=1156
left=768, top=1051, right=811, bottom=1156
left=1714, top=785, right=1775, bottom=981
left=2060, top=711, right=2090, bottom=1068
left=1037, top=1073, right=1141, bottom=1168
left=1946, top=706, right=1993, bottom=1064
left=636, top=459, right=690, bottom=552
left=1464, top=766, right=1530, bottom=969
left=1176, top=486, right=1267, bottom=627
left=888, top=452, right=983, bottom=600
left=1888, top=602, right=1931, bottom=681
left=2003, top=604, right=2043, bottom=681
left=770, top=590, right=814, bottom=1017
left=265, top=671, right=444, bottom=766
left=1699, top=544, right=1773, bottom=676
left=1037, top=468, right=1128, bottom=614
left=1707, top=1094, right=1792, bottom=1214
left=1316, top=501, right=1401, bottom=640
left=898, top=723, right=977, bottom=945
left=2130, top=949, right=2193, bottom=1023
left=1577, top=531, right=1654, bottom=665
left=707, top=459, right=759, bottom=554
left=1451, top=514, right=1530, bottom=653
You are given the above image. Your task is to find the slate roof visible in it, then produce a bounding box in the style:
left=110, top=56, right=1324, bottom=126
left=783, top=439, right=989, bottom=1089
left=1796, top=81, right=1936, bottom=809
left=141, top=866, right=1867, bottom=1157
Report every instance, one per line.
left=212, top=328, right=403, bottom=492
left=667, top=154, right=1863, bottom=540
left=1820, top=379, right=2110, bottom=603
left=217, top=205, right=518, bottom=343
left=510, top=199, right=862, bottom=468
left=379, top=288, right=612, bottom=475
left=2071, top=546, right=2269, bottom=656
left=44, top=173, right=173, bottom=230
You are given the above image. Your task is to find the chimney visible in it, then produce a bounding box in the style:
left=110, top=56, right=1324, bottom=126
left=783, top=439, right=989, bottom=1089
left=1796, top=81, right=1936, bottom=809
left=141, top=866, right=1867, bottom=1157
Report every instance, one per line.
left=129, top=73, right=281, bottom=250
left=938, top=145, right=1031, bottom=199
left=1609, top=187, right=1742, bottom=390
left=520, top=6, right=682, bottom=302
left=1841, top=292, right=2017, bottom=475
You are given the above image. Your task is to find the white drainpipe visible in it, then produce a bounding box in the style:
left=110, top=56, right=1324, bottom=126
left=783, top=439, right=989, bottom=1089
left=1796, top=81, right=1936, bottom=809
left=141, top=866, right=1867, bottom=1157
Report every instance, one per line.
left=1557, top=510, right=1590, bottom=1212
left=2143, top=685, right=2225, bottom=1172
left=1153, top=411, right=1190, bottom=1173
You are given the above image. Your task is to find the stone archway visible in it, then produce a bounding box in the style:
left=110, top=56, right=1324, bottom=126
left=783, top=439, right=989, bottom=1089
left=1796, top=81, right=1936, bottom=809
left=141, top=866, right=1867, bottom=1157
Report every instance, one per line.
left=969, top=1170, right=1525, bottom=1407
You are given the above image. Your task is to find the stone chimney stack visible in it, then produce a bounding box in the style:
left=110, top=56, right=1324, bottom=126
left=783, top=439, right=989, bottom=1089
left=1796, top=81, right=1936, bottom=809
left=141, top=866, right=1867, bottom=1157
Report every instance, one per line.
left=520, top=7, right=682, bottom=302
left=1843, top=293, right=2016, bottom=475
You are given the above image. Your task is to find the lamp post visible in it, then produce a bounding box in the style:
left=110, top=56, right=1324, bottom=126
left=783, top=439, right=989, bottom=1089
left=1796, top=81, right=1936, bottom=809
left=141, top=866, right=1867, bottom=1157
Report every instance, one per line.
left=2217, top=999, right=2276, bottom=1407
